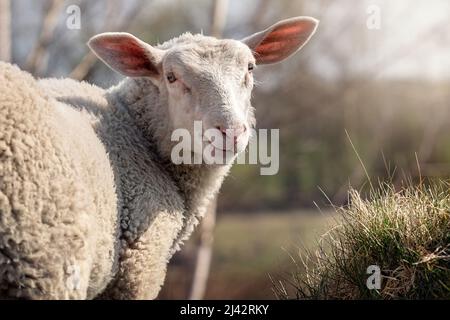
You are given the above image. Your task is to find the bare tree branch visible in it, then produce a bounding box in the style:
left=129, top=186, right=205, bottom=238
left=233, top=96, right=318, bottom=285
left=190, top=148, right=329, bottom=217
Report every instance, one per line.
left=210, top=0, right=228, bottom=37
left=69, top=0, right=146, bottom=80
left=69, top=53, right=98, bottom=80
left=25, top=0, right=65, bottom=74
left=189, top=197, right=217, bottom=300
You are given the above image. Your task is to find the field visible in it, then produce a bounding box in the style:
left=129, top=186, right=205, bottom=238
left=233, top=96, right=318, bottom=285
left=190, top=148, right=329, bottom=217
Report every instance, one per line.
left=159, top=211, right=332, bottom=299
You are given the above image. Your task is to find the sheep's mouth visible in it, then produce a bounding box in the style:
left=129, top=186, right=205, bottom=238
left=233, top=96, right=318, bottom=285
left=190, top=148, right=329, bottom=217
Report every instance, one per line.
left=211, top=145, right=236, bottom=155
left=204, top=136, right=231, bottom=149
left=205, top=141, right=237, bottom=158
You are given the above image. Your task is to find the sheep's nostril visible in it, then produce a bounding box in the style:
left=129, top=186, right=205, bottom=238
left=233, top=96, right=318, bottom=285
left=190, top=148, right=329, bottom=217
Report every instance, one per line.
left=215, top=124, right=247, bottom=143
left=234, top=125, right=247, bottom=139
left=215, top=126, right=227, bottom=136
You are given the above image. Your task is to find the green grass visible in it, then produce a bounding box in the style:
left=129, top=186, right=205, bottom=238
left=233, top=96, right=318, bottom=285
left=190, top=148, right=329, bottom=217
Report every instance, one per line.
left=274, top=181, right=450, bottom=299
left=159, top=211, right=331, bottom=299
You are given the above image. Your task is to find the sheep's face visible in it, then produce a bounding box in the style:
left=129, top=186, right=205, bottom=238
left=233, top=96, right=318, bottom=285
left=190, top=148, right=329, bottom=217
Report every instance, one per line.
left=160, top=38, right=256, bottom=160
left=89, top=17, right=318, bottom=164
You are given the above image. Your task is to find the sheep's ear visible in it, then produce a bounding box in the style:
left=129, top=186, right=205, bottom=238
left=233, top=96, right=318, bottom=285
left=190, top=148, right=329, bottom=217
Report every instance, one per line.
left=242, top=17, right=318, bottom=65
left=88, top=32, right=164, bottom=77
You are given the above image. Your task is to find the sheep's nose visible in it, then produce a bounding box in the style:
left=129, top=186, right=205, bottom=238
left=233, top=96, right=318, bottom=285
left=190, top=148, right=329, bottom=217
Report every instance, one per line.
left=215, top=124, right=247, bottom=144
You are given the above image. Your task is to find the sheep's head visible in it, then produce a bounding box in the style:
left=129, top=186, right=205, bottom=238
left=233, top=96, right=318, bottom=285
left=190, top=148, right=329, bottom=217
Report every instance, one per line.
left=89, top=17, right=318, bottom=164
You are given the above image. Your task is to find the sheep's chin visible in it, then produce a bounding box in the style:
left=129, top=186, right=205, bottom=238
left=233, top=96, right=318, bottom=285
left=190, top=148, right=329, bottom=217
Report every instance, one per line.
left=195, top=142, right=235, bottom=165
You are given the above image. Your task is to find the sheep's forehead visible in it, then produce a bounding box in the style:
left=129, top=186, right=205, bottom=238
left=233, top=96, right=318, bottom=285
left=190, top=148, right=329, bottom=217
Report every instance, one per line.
left=162, top=35, right=254, bottom=75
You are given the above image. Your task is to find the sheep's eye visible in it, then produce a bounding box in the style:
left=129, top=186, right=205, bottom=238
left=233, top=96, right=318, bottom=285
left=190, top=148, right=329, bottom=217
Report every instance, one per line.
left=167, top=72, right=177, bottom=83
left=248, top=63, right=255, bottom=72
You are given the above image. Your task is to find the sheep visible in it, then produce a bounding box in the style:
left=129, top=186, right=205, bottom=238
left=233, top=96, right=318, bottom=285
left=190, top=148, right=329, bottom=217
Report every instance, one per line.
left=0, top=17, right=318, bottom=299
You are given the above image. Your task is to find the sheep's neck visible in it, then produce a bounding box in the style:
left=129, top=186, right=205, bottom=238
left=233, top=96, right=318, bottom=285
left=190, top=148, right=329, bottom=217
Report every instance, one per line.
left=111, top=78, right=231, bottom=249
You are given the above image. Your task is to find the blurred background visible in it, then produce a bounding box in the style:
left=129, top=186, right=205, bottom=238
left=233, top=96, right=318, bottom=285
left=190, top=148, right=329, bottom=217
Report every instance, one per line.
left=1, top=0, right=449, bottom=299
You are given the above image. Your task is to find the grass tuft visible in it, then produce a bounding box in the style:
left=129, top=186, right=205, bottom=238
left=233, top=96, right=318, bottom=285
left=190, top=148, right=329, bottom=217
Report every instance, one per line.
left=274, top=180, right=450, bottom=299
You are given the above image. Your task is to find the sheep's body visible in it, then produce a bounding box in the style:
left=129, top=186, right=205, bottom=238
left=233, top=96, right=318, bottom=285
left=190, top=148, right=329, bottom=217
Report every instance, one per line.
left=0, top=62, right=118, bottom=298
left=0, top=17, right=318, bottom=299
left=0, top=62, right=228, bottom=299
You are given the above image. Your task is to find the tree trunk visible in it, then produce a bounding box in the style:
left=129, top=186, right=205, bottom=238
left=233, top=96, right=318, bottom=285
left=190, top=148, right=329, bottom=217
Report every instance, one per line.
left=188, top=0, right=228, bottom=300
left=188, top=196, right=217, bottom=299
left=0, top=0, right=11, bottom=62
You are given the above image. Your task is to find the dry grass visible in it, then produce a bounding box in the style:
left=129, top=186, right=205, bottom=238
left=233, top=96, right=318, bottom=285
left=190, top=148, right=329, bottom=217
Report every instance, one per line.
left=275, top=181, right=450, bottom=299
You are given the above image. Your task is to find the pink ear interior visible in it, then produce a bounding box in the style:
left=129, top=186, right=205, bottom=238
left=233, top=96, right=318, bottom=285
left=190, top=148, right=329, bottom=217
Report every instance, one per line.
left=249, top=18, right=318, bottom=65
left=89, top=34, right=160, bottom=77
